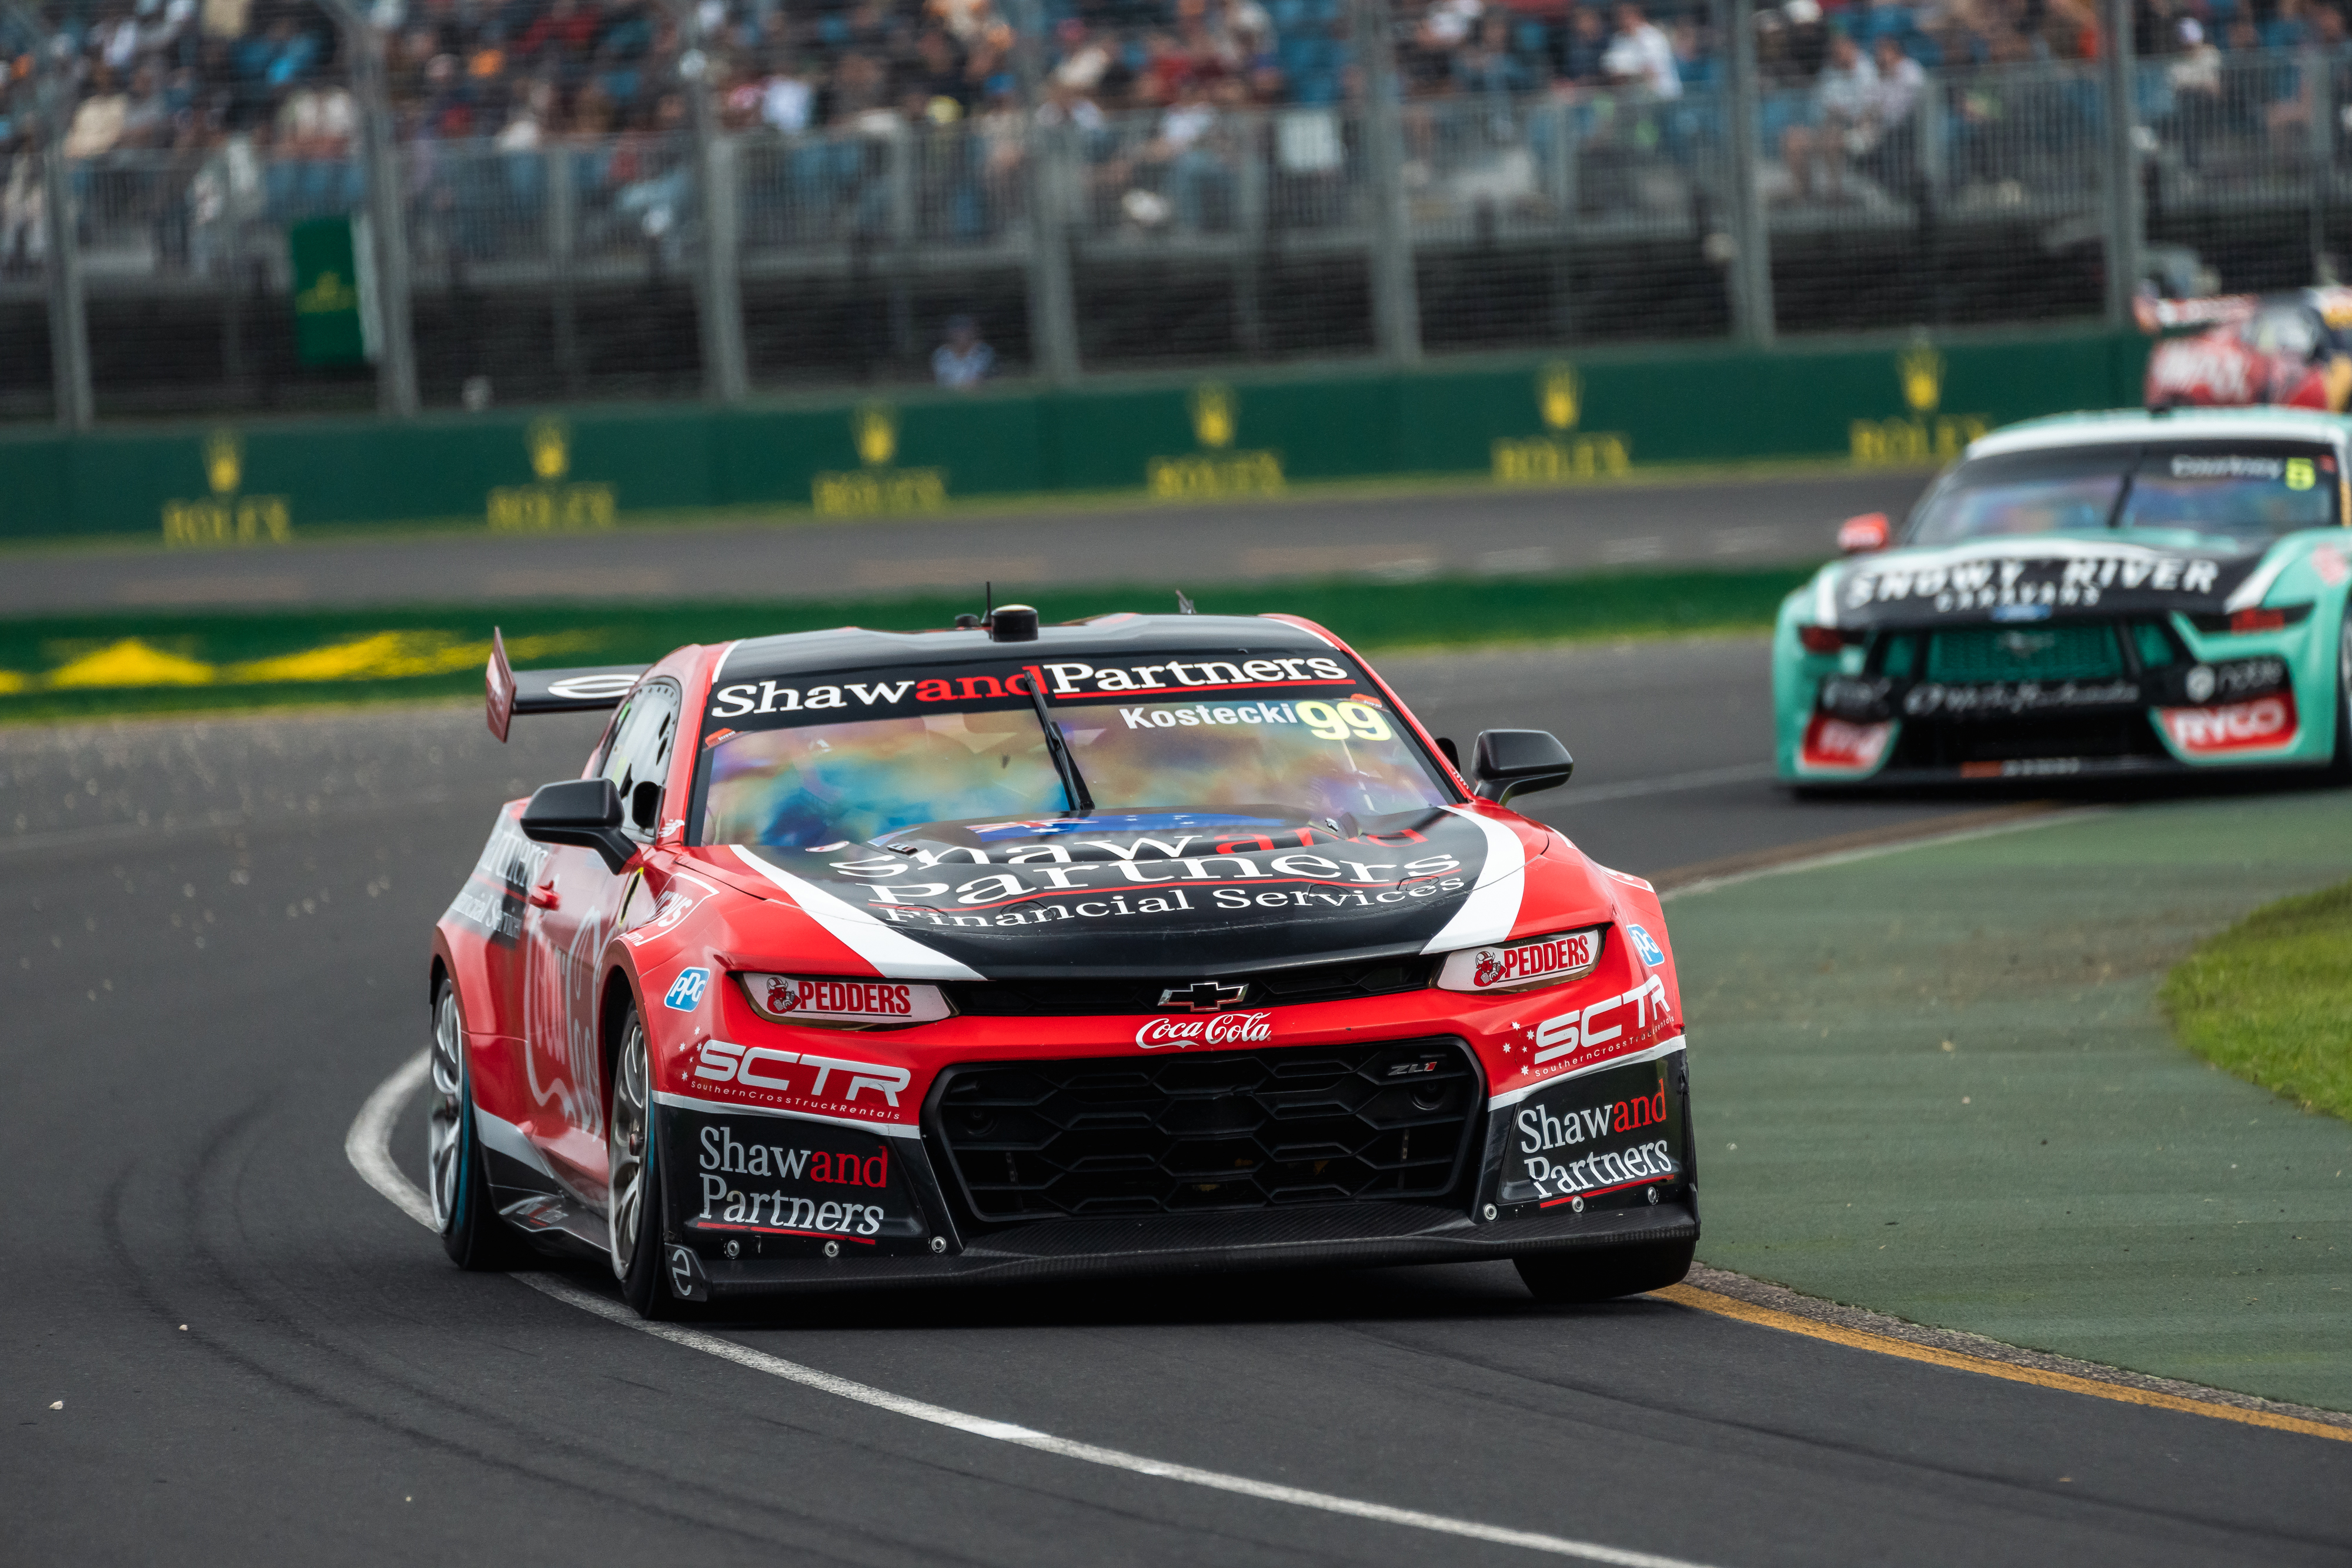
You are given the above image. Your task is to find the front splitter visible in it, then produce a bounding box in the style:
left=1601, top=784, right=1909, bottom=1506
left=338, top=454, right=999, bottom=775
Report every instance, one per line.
left=678, top=1195, right=1699, bottom=1297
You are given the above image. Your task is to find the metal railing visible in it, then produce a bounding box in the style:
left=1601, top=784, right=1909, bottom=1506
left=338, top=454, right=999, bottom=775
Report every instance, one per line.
left=14, top=5, right=2352, bottom=421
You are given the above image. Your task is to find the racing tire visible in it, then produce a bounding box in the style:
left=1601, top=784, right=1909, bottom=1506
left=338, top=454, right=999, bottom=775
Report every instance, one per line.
left=429, top=978, right=528, bottom=1270
left=1514, top=1238, right=1695, bottom=1304
left=609, top=1004, right=688, bottom=1319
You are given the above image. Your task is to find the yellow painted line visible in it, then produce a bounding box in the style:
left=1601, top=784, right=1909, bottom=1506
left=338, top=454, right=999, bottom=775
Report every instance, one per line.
left=1651, top=1283, right=2352, bottom=1445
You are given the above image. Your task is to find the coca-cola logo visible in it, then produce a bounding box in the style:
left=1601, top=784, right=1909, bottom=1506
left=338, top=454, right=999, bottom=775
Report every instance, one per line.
left=1134, top=1012, right=1274, bottom=1049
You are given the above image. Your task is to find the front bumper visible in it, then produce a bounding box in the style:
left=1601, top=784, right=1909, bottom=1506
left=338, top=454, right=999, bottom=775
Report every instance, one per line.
left=652, top=1043, right=1698, bottom=1300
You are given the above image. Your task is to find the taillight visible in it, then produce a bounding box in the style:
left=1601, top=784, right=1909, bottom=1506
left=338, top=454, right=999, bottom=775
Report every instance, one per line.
left=2229, top=608, right=2286, bottom=633
left=1799, top=625, right=1849, bottom=654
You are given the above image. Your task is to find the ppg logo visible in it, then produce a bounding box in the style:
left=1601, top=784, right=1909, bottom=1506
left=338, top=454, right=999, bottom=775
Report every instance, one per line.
left=663, top=967, right=711, bottom=1011
left=1625, top=925, right=1665, bottom=967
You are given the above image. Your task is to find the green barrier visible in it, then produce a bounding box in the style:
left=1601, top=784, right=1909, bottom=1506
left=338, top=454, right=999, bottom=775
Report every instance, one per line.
left=0, top=326, right=2149, bottom=544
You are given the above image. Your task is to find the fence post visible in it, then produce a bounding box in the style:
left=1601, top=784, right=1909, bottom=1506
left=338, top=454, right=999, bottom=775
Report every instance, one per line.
left=2101, top=0, right=2142, bottom=325
left=319, top=0, right=418, bottom=416
left=1723, top=0, right=1773, bottom=346
left=1007, top=0, right=1081, bottom=383
left=698, top=128, right=750, bottom=399
left=6, top=4, right=95, bottom=427
left=1354, top=0, right=1422, bottom=365
left=653, top=7, right=750, bottom=403
left=2307, top=46, right=2333, bottom=280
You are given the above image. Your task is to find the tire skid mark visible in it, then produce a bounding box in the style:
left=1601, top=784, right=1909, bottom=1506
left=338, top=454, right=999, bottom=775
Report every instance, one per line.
left=104, top=1098, right=985, bottom=1568
left=1322, top=1320, right=2352, bottom=1557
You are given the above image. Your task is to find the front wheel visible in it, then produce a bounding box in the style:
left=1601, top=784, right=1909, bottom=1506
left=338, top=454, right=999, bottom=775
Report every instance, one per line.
left=609, top=1005, right=686, bottom=1319
left=1515, top=1238, right=1695, bottom=1304
left=429, top=978, right=526, bottom=1269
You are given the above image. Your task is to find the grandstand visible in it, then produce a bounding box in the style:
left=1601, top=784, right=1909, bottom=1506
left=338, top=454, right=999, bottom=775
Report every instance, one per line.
left=0, top=0, right=2342, bottom=414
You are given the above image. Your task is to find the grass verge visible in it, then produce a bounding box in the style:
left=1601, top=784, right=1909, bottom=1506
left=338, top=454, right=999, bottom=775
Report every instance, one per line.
left=0, top=565, right=1805, bottom=724
left=2161, top=878, right=2352, bottom=1122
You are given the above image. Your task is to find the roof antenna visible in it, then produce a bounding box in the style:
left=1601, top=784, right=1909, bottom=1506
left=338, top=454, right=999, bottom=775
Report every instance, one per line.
left=985, top=580, right=994, bottom=626
left=1175, top=589, right=1197, bottom=614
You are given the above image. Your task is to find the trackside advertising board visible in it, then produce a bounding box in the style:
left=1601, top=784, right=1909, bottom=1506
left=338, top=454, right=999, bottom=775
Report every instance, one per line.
left=0, top=329, right=2147, bottom=541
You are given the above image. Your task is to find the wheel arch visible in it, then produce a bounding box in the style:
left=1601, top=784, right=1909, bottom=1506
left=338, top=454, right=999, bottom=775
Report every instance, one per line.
left=597, top=957, right=649, bottom=1125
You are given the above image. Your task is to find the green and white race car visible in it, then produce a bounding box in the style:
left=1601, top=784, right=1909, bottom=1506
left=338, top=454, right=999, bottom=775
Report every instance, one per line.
left=1775, top=408, right=2352, bottom=785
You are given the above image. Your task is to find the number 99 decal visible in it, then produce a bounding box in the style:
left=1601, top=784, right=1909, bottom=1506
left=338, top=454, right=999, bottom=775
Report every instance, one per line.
left=1295, top=700, right=1394, bottom=741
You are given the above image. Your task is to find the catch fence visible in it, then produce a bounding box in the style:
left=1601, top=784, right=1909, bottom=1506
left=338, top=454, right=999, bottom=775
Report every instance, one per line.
left=2, top=38, right=2346, bottom=420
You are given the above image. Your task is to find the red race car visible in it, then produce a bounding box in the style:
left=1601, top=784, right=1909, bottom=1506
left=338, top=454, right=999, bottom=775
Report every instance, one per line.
left=428, top=608, right=1696, bottom=1317
left=2136, top=287, right=2352, bottom=411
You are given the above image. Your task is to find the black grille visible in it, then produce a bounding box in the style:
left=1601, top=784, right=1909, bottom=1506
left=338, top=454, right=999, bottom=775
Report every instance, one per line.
left=944, top=957, right=1432, bottom=1017
left=926, top=1037, right=1482, bottom=1223
left=1891, top=711, right=2169, bottom=768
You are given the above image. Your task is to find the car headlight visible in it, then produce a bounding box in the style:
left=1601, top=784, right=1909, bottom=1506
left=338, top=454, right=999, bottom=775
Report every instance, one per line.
left=1435, top=927, right=1605, bottom=994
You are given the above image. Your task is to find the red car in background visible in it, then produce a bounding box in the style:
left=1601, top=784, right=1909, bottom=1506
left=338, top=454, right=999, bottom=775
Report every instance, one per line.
left=426, top=609, right=1699, bottom=1318
left=2137, top=287, right=2352, bottom=412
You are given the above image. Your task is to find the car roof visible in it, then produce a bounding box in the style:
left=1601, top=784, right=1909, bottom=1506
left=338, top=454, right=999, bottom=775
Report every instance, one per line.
left=713, top=613, right=1341, bottom=684
left=1970, top=407, right=2351, bottom=459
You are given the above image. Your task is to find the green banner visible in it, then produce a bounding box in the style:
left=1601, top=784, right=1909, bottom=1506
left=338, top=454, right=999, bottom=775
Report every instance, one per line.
left=288, top=216, right=374, bottom=369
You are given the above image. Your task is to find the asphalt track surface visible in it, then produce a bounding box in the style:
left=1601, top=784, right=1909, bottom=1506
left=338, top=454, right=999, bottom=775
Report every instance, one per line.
left=6, top=637, right=2347, bottom=1567
left=0, top=468, right=1932, bottom=615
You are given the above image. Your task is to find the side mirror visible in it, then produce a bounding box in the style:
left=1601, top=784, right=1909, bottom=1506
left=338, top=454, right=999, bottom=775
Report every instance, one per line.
left=1837, top=512, right=1891, bottom=554
left=520, top=778, right=636, bottom=875
left=1472, top=729, right=1574, bottom=805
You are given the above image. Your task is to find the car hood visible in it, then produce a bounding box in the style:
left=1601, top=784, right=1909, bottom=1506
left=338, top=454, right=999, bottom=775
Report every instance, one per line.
left=674, top=805, right=1586, bottom=980
left=1816, top=530, right=2281, bottom=630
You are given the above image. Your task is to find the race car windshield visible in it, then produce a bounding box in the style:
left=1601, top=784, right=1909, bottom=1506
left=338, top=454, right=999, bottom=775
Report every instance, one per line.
left=1907, top=440, right=2340, bottom=550
left=692, top=659, right=1452, bottom=849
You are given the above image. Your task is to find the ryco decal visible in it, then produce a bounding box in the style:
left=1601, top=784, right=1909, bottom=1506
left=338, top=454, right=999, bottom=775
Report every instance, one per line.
left=2160, top=693, right=2298, bottom=753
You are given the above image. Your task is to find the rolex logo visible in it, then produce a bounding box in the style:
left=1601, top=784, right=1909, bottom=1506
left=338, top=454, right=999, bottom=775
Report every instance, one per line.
left=1190, top=383, right=1234, bottom=449
left=1899, top=343, right=1944, bottom=414
left=853, top=404, right=898, bottom=467
left=205, top=430, right=241, bottom=495
left=529, top=419, right=569, bottom=480
left=1539, top=363, right=1581, bottom=432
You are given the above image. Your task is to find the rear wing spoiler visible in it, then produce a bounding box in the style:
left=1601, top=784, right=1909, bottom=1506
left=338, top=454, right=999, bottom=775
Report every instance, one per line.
left=485, top=627, right=649, bottom=742
left=2133, top=286, right=2352, bottom=333
left=2133, top=293, right=2259, bottom=333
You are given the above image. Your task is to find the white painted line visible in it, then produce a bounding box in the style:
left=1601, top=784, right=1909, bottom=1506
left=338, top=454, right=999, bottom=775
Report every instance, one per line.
left=347, top=1049, right=435, bottom=1228
left=347, top=1051, right=1720, bottom=1568
left=1660, top=808, right=2104, bottom=904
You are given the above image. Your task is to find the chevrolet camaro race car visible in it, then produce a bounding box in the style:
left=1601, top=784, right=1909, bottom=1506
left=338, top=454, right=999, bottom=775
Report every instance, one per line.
left=1776, top=408, right=2352, bottom=785
left=427, top=607, right=1698, bottom=1317
left=2136, top=287, right=2352, bottom=412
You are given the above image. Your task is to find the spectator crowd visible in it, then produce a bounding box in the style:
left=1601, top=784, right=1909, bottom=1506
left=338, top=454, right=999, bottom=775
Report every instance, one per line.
left=3, top=0, right=2348, bottom=275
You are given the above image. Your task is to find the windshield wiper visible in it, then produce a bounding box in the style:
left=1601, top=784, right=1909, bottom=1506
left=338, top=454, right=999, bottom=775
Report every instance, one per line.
left=1027, top=681, right=1095, bottom=813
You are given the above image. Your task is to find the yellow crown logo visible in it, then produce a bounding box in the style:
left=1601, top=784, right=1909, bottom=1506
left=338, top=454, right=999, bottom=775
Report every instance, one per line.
left=853, top=404, right=898, bottom=467
left=529, top=419, right=569, bottom=480
left=1899, top=342, right=1945, bottom=414
left=1538, top=363, right=1582, bottom=432
left=204, top=430, right=241, bottom=496
left=1190, top=383, right=1235, bottom=450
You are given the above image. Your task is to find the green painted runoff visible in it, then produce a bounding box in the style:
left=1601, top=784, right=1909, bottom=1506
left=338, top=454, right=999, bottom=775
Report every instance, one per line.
left=1666, top=788, right=2352, bottom=1412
